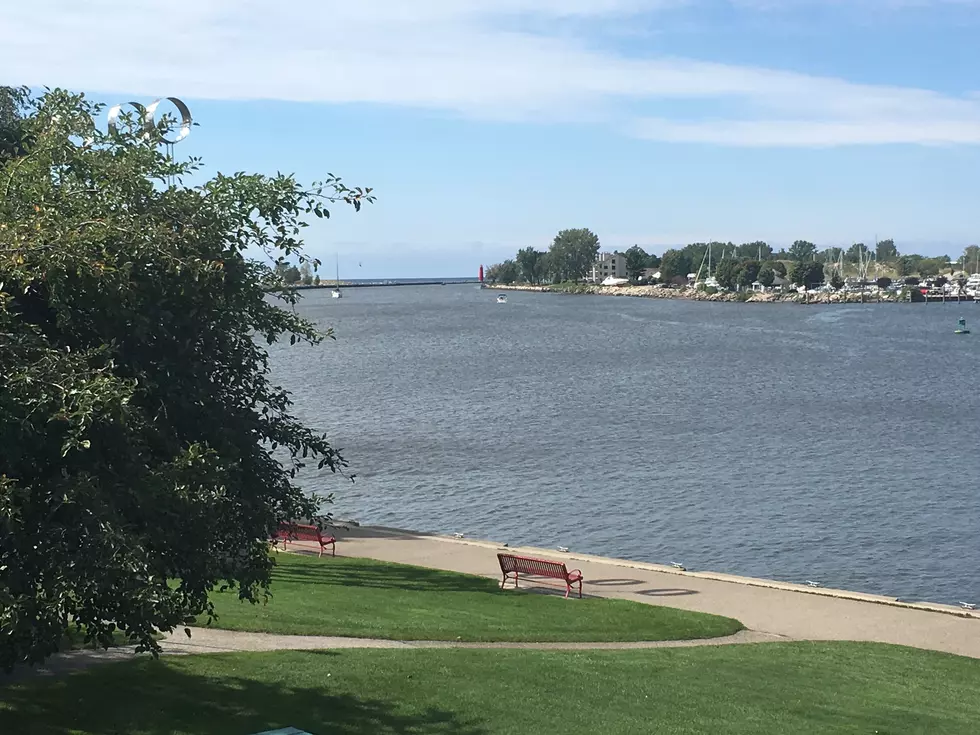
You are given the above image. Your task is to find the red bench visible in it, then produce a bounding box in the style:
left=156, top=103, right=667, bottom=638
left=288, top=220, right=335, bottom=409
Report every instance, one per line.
left=272, top=522, right=336, bottom=558
left=497, top=553, right=584, bottom=598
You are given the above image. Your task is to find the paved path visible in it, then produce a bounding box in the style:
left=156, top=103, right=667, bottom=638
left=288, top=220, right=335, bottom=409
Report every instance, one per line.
left=159, top=626, right=779, bottom=654
left=2, top=626, right=779, bottom=683
left=323, top=525, right=980, bottom=659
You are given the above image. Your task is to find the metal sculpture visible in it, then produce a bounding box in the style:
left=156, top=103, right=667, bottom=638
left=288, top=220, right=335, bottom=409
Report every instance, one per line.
left=107, top=97, right=192, bottom=145
left=145, top=97, right=192, bottom=144
left=106, top=100, right=148, bottom=139
left=107, top=97, right=192, bottom=187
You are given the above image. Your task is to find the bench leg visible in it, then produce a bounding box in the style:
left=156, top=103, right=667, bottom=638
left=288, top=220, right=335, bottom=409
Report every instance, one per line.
left=578, top=579, right=583, bottom=599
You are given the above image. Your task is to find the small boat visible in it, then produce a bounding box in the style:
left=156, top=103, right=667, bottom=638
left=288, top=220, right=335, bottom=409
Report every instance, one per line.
left=496, top=294, right=507, bottom=304
left=331, top=254, right=343, bottom=299
left=955, top=317, right=970, bottom=334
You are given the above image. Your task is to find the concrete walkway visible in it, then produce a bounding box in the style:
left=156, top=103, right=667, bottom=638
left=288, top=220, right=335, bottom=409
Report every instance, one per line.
left=159, top=626, right=778, bottom=654
left=2, top=620, right=777, bottom=683
left=322, top=525, right=980, bottom=659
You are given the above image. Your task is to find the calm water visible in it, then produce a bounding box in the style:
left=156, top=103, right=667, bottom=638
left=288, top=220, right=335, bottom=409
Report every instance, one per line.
left=270, top=286, right=980, bottom=605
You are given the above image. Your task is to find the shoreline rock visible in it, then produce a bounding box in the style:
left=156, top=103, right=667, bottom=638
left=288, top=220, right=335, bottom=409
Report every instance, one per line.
left=489, top=283, right=902, bottom=305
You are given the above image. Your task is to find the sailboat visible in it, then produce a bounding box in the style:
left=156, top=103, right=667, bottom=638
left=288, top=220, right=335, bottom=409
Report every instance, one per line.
left=331, top=254, right=342, bottom=299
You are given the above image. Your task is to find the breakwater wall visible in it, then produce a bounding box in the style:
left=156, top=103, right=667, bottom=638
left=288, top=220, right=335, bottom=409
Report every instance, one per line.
left=295, top=279, right=480, bottom=289
left=490, top=283, right=905, bottom=304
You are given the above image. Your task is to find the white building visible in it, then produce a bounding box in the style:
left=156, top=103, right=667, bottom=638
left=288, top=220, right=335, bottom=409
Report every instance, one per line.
left=585, top=252, right=626, bottom=283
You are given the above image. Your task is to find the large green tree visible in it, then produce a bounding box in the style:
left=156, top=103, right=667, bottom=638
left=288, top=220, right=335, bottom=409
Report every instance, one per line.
left=962, top=245, right=980, bottom=274
left=894, top=256, right=916, bottom=278
left=623, top=245, right=649, bottom=282
left=658, top=249, right=691, bottom=283
left=757, top=264, right=775, bottom=288
left=0, top=90, right=373, bottom=671
left=735, top=260, right=762, bottom=291
left=548, top=228, right=600, bottom=282
left=846, top=242, right=869, bottom=264
left=820, top=247, right=844, bottom=263
left=788, top=240, right=817, bottom=262
left=875, top=239, right=898, bottom=262
left=713, top=259, right=740, bottom=290
left=487, top=260, right=519, bottom=284
left=789, top=261, right=825, bottom=290
left=515, top=247, right=546, bottom=284
left=735, top=241, right=772, bottom=260
left=1, top=86, right=31, bottom=160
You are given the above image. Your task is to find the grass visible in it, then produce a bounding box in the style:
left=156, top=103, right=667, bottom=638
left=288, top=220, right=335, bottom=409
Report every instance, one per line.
left=3, top=643, right=980, bottom=734
left=204, top=553, right=742, bottom=642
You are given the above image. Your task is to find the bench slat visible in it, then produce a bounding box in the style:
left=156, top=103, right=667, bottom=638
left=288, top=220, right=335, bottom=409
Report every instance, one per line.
left=496, top=553, right=584, bottom=599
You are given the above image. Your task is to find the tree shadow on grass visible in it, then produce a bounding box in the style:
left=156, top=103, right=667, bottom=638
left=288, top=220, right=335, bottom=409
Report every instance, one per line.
left=0, top=655, right=487, bottom=735
left=267, top=559, right=498, bottom=595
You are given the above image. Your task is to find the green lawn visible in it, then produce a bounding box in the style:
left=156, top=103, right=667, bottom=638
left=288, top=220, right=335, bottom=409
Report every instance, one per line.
left=3, top=643, right=979, bottom=734
left=204, top=553, right=742, bottom=642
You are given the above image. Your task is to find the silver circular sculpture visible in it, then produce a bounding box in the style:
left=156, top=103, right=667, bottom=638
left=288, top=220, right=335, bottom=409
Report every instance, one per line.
left=144, top=97, right=192, bottom=144
left=107, top=101, right=148, bottom=138
left=107, top=97, right=192, bottom=145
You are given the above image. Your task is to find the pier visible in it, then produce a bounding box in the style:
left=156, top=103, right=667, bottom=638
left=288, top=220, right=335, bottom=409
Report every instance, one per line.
left=294, top=279, right=480, bottom=290
left=911, top=291, right=979, bottom=303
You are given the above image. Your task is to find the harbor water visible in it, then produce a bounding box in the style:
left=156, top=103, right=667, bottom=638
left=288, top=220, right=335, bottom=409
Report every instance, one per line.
left=270, top=285, right=980, bottom=606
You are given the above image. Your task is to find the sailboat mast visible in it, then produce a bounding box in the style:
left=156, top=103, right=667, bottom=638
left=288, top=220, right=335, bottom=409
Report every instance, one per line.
left=694, top=245, right=709, bottom=284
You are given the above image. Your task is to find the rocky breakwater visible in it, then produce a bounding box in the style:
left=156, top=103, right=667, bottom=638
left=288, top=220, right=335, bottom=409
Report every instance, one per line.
left=490, top=283, right=901, bottom=304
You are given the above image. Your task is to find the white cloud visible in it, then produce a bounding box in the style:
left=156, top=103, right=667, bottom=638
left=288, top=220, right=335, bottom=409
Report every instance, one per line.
left=2, top=0, right=979, bottom=146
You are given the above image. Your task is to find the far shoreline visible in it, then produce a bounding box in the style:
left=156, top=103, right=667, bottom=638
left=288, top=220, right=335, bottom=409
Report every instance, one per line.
left=488, top=282, right=927, bottom=305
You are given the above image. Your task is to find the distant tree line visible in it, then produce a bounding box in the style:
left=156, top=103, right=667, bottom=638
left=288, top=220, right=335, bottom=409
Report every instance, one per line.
left=487, top=234, right=980, bottom=290
left=486, top=228, right=662, bottom=285
left=275, top=261, right=321, bottom=286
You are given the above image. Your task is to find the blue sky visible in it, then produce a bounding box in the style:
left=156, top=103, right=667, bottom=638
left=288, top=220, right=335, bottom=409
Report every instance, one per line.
left=4, top=0, right=980, bottom=277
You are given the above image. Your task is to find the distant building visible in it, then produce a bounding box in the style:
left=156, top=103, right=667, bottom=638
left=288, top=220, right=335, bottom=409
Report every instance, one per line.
left=752, top=274, right=791, bottom=292
left=585, top=252, right=626, bottom=283
left=641, top=268, right=661, bottom=282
